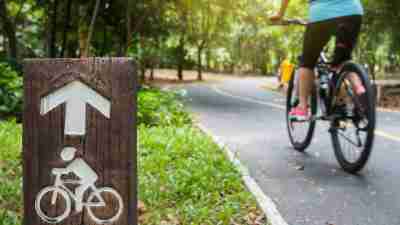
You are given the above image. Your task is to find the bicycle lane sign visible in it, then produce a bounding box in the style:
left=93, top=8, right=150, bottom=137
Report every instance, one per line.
left=23, top=58, right=136, bottom=225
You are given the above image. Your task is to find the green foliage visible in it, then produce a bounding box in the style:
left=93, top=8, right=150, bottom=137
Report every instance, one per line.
left=139, top=125, right=263, bottom=225
left=138, top=87, right=192, bottom=127
left=2, top=0, right=399, bottom=79
left=0, top=63, right=22, bottom=117
left=0, top=120, right=23, bottom=225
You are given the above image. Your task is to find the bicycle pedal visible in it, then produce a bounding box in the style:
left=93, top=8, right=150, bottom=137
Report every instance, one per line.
left=291, top=119, right=310, bottom=123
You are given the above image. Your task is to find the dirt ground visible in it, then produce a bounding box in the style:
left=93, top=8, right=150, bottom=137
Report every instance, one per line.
left=379, top=94, right=400, bottom=111
left=143, top=69, right=239, bottom=87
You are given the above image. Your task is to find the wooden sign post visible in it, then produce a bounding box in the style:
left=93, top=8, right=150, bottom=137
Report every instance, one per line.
left=22, top=58, right=136, bottom=225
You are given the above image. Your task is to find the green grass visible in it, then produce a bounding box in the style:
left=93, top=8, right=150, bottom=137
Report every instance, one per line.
left=0, top=121, right=23, bottom=225
left=138, top=125, right=265, bottom=224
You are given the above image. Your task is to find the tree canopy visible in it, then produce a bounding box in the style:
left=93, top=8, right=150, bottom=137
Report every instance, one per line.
left=0, top=0, right=399, bottom=79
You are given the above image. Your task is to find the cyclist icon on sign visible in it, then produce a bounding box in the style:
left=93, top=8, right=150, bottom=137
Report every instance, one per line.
left=35, top=147, right=123, bottom=224
left=53, top=147, right=98, bottom=206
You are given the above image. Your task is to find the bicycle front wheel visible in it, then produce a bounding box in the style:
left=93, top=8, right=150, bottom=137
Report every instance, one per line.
left=286, top=70, right=317, bottom=152
left=330, top=62, right=376, bottom=173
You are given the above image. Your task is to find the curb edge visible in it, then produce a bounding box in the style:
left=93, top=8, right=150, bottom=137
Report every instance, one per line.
left=196, top=123, right=289, bottom=225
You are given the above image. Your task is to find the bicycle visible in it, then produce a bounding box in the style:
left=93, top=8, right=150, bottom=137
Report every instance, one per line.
left=35, top=170, right=123, bottom=224
left=279, top=19, right=376, bottom=173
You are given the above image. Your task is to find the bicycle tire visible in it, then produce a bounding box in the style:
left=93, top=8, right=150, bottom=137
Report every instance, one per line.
left=86, top=187, right=124, bottom=223
left=35, top=186, right=71, bottom=223
left=330, top=62, right=375, bottom=173
left=286, top=69, right=317, bottom=151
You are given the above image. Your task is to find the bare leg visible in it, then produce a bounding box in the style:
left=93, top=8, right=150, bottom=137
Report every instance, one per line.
left=348, top=72, right=365, bottom=94
left=332, top=64, right=365, bottom=95
left=298, top=67, right=315, bottom=109
left=75, top=184, right=88, bottom=212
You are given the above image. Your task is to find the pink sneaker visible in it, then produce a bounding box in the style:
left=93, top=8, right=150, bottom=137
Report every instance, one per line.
left=353, top=84, right=366, bottom=95
left=289, top=106, right=309, bottom=121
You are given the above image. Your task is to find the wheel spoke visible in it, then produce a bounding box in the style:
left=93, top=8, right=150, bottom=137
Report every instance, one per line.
left=337, top=129, right=362, bottom=148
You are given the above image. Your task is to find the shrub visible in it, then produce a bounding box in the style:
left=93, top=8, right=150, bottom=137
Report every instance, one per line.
left=0, top=63, right=23, bottom=118
left=138, top=87, right=191, bottom=127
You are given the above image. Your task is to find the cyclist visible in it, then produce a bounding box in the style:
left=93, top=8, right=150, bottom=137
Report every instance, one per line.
left=270, top=0, right=366, bottom=120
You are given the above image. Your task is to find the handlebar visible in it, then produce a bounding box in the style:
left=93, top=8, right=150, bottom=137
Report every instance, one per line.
left=52, top=170, right=81, bottom=185
left=270, top=19, right=308, bottom=26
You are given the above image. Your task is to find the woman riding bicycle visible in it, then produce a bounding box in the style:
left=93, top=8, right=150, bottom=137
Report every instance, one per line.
left=270, top=0, right=366, bottom=121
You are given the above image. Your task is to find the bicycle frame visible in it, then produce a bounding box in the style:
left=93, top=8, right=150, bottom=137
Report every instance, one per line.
left=51, top=173, right=106, bottom=212
left=315, top=52, right=333, bottom=115
left=312, top=51, right=359, bottom=121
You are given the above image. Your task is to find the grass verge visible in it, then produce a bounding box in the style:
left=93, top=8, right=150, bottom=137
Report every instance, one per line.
left=138, top=124, right=266, bottom=224
left=0, top=121, right=23, bottom=225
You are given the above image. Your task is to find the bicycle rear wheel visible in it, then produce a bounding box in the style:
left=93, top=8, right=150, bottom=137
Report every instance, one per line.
left=87, top=187, right=124, bottom=223
left=330, top=62, right=375, bottom=173
left=286, top=70, right=317, bottom=152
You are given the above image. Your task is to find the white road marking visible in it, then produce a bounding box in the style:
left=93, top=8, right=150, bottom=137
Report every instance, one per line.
left=375, top=130, right=400, bottom=142
left=212, top=85, right=285, bottom=110
left=212, top=85, right=400, bottom=142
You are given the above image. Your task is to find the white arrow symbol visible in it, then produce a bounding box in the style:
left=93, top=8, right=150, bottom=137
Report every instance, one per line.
left=40, top=81, right=111, bottom=136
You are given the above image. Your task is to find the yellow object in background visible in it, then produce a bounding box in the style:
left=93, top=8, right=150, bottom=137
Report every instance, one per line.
left=280, top=59, right=294, bottom=84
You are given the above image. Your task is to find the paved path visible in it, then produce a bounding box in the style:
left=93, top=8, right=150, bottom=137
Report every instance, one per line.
left=183, top=77, right=400, bottom=225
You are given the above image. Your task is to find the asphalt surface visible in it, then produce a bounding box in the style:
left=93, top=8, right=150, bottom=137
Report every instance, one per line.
left=182, top=77, right=400, bottom=225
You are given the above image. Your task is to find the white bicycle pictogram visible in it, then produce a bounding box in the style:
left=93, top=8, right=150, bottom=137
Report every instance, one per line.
left=35, top=171, right=123, bottom=224
left=35, top=147, right=123, bottom=224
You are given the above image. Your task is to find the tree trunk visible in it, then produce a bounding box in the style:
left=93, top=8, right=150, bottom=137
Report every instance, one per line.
left=0, top=0, right=17, bottom=59
left=118, top=35, right=124, bottom=56
left=370, top=62, right=376, bottom=78
left=206, top=49, right=211, bottom=70
left=126, top=0, right=132, bottom=55
left=79, top=4, right=88, bottom=57
left=230, top=62, right=235, bottom=74
left=101, top=24, right=107, bottom=56
left=0, top=34, right=3, bottom=51
left=85, top=0, right=101, bottom=57
left=140, top=66, right=146, bottom=81
left=197, top=46, right=203, bottom=81
left=60, top=0, right=72, bottom=57
left=47, top=0, right=59, bottom=58
left=177, top=64, right=183, bottom=81
left=237, top=36, right=241, bottom=59
left=150, top=64, right=154, bottom=81
left=177, top=36, right=184, bottom=81
left=66, top=40, right=75, bottom=58
left=66, top=2, right=78, bottom=58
